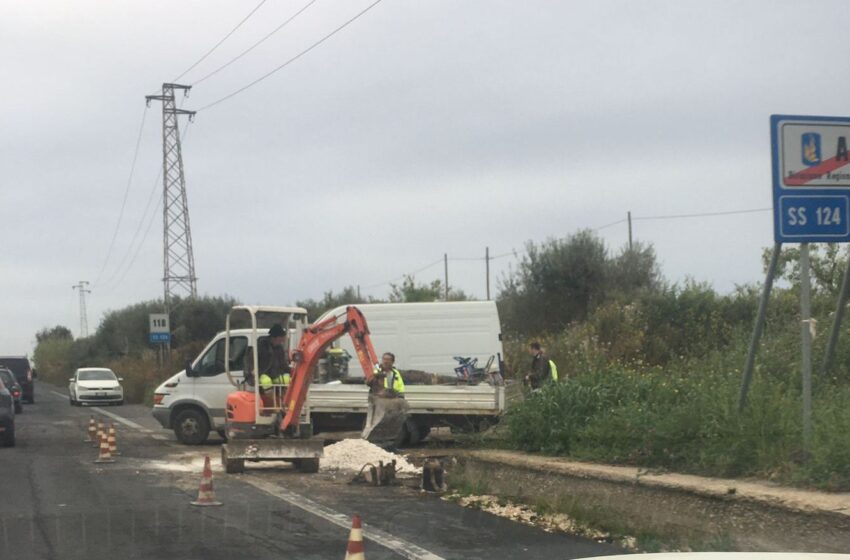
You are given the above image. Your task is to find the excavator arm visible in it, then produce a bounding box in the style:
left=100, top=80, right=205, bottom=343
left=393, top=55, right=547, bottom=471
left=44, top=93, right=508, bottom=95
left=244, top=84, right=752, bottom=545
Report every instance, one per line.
left=279, top=306, right=381, bottom=431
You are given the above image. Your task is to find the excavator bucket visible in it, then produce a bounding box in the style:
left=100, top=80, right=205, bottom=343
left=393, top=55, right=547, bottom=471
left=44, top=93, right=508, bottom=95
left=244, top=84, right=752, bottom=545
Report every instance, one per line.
left=362, top=394, right=410, bottom=447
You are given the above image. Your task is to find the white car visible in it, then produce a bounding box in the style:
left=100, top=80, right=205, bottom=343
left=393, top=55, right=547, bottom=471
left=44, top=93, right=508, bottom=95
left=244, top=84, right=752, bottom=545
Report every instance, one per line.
left=69, top=368, right=124, bottom=406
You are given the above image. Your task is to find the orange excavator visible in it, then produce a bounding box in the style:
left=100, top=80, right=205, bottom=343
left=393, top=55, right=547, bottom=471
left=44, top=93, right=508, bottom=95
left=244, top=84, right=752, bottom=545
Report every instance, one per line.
left=220, top=305, right=409, bottom=474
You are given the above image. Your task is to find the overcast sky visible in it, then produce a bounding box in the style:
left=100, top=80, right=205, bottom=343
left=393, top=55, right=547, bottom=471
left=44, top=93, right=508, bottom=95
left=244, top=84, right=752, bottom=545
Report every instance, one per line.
left=2, top=0, right=848, bottom=353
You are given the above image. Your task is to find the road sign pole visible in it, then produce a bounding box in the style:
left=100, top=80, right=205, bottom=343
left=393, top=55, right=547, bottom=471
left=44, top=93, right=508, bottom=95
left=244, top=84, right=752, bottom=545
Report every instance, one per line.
left=821, top=249, right=850, bottom=376
left=800, top=243, right=813, bottom=458
left=739, top=241, right=782, bottom=411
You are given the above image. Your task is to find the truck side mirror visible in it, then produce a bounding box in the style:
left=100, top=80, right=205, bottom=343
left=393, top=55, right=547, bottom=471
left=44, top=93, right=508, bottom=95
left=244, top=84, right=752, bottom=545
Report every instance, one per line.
left=185, top=360, right=195, bottom=377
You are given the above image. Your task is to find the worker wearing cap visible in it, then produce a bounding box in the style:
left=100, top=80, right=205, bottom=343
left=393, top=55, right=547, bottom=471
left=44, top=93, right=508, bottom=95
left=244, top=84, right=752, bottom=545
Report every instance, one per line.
left=372, top=352, right=405, bottom=396
left=258, top=324, right=291, bottom=407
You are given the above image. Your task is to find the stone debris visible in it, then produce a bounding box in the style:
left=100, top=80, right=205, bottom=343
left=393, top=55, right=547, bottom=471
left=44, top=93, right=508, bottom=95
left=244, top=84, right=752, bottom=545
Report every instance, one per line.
left=447, top=493, right=641, bottom=550
left=320, top=438, right=420, bottom=474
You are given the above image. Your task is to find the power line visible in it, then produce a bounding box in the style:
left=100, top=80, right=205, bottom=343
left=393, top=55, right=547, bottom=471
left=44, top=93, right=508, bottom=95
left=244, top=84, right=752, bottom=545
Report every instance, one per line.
left=361, top=257, right=443, bottom=291
left=101, top=167, right=163, bottom=289
left=172, top=0, right=269, bottom=82
left=197, top=0, right=384, bottom=112
left=593, top=217, right=627, bottom=231
left=111, top=191, right=163, bottom=292
left=192, top=0, right=320, bottom=86
left=436, top=207, right=771, bottom=267
left=92, top=105, right=149, bottom=287
left=633, top=207, right=771, bottom=221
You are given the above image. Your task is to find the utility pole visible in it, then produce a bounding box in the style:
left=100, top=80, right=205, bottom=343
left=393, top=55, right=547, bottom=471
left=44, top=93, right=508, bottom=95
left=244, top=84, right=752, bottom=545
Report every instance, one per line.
left=627, top=211, right=633, bottom=250
left=72, top=281, right=91, bottom=337
left=444, top=253, right=449, bottom=301
left=485, top=246, right=491, bottom=300
left=145, top=84, right=198, bottom=310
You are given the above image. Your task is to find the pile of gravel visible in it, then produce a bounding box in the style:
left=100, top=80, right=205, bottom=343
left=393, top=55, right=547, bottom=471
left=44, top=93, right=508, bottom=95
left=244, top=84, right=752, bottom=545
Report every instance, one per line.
left=321, top=438, right=419, bottom=474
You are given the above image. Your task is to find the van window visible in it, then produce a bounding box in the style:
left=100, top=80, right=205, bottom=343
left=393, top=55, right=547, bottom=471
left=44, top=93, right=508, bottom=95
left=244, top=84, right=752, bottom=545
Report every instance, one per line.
left=196, top=337, right=248, bottom=376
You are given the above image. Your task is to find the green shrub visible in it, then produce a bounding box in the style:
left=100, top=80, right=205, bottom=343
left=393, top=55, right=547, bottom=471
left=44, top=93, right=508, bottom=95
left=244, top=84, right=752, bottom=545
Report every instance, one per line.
left=506, top=358, right=850, bottom=489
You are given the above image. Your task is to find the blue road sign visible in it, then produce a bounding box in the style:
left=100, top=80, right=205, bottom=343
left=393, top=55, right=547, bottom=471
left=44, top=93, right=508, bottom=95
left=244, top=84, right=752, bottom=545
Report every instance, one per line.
left=149, top=332, right=171, bottom=344
left=772, top=115, right=850, bottom=243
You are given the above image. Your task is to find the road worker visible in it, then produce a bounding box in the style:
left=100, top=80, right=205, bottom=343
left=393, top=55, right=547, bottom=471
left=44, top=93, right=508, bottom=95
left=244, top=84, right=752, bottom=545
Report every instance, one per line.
left=525, top=341, right=556, bottom=389
left=371, top=352, right=405, bottom=396
left=256, top=324, right=291, bottom=408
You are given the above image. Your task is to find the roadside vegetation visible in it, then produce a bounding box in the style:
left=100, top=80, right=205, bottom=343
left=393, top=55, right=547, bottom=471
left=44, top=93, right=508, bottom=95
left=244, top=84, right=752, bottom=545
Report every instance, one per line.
left=499, top=236, right=850, bottom=491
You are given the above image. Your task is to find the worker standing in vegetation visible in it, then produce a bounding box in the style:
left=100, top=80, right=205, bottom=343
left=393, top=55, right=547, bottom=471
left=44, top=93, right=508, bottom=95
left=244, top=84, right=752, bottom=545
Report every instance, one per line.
left=525, top=341, right=556, bottom=389
left=371, top=352, right=405, bottom=396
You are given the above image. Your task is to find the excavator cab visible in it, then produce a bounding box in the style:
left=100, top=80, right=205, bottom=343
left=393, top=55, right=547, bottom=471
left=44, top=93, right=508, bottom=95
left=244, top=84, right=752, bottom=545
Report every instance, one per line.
left=220, top=305, right=410, bottom=474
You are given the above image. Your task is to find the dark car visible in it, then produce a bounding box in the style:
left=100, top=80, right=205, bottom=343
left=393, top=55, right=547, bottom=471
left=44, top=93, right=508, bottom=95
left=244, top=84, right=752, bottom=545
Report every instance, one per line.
left=0, top=376, right=15, bottom=447
left=0, top=368, right=22, bottom=413
left=0, top=356, right=35, bottom=403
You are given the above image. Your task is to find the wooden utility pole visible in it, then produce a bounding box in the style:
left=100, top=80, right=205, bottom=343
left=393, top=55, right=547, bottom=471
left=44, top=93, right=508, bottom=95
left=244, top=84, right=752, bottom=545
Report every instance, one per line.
left=485, top=246, right=491, bottom=300
left=443, top=253, right=449, bottom=301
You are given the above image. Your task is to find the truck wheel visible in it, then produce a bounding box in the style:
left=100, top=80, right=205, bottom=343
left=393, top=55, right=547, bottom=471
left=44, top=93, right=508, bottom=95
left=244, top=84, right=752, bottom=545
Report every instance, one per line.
left=294, top=458, right=320, bottom=473
left=404, top=420, right=422, bottom=446
left=173, top=409, right=210, bottom=445
left=392, top=422, right=412, bottom=448
left=417, top=424, right=431, bottom=442
left=222, top=448, right=244, bottom=473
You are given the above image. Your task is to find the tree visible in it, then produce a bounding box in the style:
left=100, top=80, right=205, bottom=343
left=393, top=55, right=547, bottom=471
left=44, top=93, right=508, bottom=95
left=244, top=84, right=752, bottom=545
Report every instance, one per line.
left=497, top=230, right=660, bottom=333
left=296, top=286, right=368, bottom=320
left=35, top=325, right=73, bottom=343
left=764, top=243, right=848, bottom=295
left=388, top=275, right=470, bottom=303
left=609, top=242, right=661, bottom=295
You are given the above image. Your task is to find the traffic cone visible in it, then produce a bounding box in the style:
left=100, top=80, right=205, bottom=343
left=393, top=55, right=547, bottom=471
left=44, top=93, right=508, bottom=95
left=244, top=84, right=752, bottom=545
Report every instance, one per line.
left=190, top=456, right=222, bottom=507
left=84, top=416, right=96, bottom=442
left=344, top=515, right=365, bottom=560
left=94, top=421, right=105, bottom=448
left=107, top=424, right=121, bottom=456
left=94, top=431, right=115, bottom=464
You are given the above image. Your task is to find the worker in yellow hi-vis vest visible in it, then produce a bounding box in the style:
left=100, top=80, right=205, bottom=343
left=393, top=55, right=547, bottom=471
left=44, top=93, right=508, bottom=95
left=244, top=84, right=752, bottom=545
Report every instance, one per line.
left=372, top=352, right=405, bottom=396
left=525, top=341, right=558, bottom=389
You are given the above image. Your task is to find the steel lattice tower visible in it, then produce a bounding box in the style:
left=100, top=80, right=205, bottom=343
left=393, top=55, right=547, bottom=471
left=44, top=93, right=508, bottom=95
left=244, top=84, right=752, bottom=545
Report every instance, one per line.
left=72, top=281, right=91, bottom=337
left=145, top=84, right=198, bottom=308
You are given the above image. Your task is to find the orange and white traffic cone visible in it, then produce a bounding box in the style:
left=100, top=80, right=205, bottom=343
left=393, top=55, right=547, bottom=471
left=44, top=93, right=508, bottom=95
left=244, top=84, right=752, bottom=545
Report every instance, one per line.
left=107, top=424, right=121, bottom=456
left=190, top=456, right=222, bottom=507
left=94, top=431, right=115, bottom=464
left=84, top=416, right=96, bottom=443
left=344, top=515, right=365, bottom=560
left=94, top=421, right=105, bottom=448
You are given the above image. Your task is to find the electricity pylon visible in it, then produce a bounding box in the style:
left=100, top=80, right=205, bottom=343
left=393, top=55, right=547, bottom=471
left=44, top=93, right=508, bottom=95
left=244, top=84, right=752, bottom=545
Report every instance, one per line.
left=145, top=83, right=198, bottom=309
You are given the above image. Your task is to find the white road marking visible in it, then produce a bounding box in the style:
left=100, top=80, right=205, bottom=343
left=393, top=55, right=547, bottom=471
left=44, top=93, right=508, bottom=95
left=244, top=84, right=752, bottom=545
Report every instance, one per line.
left=49, top=389, right=152, bottom=433
left=89, top=406, right=151, bottom=432
left=240, top=477, right=445, bottom=560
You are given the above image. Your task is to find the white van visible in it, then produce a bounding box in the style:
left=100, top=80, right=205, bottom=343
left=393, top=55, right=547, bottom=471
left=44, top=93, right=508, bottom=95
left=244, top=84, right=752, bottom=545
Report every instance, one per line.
left=152, top=302, right=505, bottom=445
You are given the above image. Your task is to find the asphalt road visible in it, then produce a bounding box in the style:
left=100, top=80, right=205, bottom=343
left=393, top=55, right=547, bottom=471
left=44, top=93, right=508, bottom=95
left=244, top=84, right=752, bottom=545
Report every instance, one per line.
left=0, top=382, right=622, bottom=560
